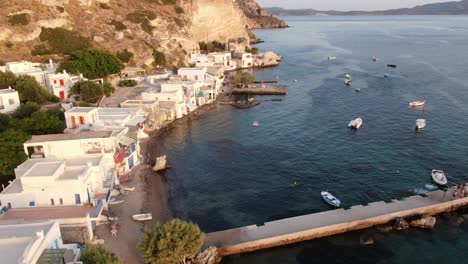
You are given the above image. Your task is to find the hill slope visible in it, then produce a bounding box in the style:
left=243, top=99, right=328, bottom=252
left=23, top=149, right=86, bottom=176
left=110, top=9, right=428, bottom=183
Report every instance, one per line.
left=267, top=0, right=468, bottom=16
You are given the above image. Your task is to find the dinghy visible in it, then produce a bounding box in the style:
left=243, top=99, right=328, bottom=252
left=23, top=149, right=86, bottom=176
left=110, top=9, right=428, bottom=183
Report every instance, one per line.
left=409, top=101, right=425, bottom=107
left=321, top=191, right=341, bottom=207
left=431, top=170, right=447, bottom=185
left=416, top=119, right=426, bottom=131
left=132, top=213, right=152, bottom=221
left=348, top=117, right=363, bottom=129
left=253, top=121, right=259, bottom=128
left=108, top=198, right=124, bottom=205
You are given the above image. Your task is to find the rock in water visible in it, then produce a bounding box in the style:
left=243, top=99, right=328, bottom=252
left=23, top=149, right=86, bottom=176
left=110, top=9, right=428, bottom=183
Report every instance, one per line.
left=375, top=225, right=393, bottom=232
left=410, top=216, right=437, bottom=229
left=194, top=246, right=222, bottom=264
left=254, top=51, right=282, bottom=68
left=393, top=218, right=409, bottom=231
left=360, top=231, right=375, bottom=245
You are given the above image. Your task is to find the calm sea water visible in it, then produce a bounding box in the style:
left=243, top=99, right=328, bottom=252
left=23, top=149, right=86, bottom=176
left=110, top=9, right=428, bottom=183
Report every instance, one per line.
left=160, top=16, right=468, bottom=263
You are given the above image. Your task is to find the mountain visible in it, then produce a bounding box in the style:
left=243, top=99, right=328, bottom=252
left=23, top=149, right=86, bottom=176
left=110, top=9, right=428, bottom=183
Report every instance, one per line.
left=0, top=0, right=284, bottom=66
left=266, top=0, right=468, bottom=16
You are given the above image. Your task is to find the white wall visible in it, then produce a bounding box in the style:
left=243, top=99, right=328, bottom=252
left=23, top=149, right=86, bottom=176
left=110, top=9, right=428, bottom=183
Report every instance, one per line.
left=0, top=89, right=20, bottom=113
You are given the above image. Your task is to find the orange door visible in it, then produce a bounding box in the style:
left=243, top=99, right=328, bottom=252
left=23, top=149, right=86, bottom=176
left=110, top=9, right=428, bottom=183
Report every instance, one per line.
left=71, top=116, right=76, bottom=128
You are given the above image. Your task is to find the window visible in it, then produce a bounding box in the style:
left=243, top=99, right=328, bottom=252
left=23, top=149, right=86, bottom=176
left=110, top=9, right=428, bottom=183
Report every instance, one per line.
left=75, top=194, right=81, bottom=204
left=8, top=99, right=15, bottom=105
left=59, top=198, right=63, bottom=205
left=59, top=79, right=65, bottom=86
left=54, top=80, right=57, bottom=84
left=7, top=203, right=11, bottom=209
left=50, top=199, right=55, bottom=206
left=79, top=116, right=85, bottom=125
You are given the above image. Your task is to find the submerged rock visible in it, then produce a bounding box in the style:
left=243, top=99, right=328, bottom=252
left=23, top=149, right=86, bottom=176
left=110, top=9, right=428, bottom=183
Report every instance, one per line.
left=360, top=232, right=375, bottom=245
left=375, top=225, right=393, bottom=233
left=194, top=246, right=222, bottom=264
left=393, top=218, right=409, bottom=231
left=410, top=216, right=437, bottom=229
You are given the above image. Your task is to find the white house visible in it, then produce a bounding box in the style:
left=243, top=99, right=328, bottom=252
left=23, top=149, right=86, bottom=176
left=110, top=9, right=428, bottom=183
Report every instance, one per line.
left=45, top=70, right=84, bottom=100
left=236, top=52, right=254, bottom=68
left=209, top=52, right=234, bottom=68
left=3, top=61, right=54, bottom=87
left=0, top=88, right=20, bottom=113
left=178, top=67, right=207, bottom=82
left=0, top=220, right=80, bottom=264
left=142, top=84, right=187, bottom=119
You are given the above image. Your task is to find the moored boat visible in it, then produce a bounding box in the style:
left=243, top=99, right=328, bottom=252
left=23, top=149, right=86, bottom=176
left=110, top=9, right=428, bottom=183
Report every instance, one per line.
left=344, top=74, right=352, bottom=85
left=132, top=213, right=152, bottom=221
left=415, top=119, right=426, bottom=131
left=409, top=101, right=425, bottom=107
left=431, top=169, right=447, bottom=185
left=108, top=198, right=124, bottom=205
left=321, top=191, right=341, bottom=207
left=348, top=117, right=363, bottom=129
left=253, top=121, right=259, bottom=128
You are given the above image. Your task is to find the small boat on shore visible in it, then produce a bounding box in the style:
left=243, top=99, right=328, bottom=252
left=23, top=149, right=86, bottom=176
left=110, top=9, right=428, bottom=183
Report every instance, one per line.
left=253, top=121, right=259, bottom=128
left=132, top=213, right=152, bottom=221
left=431, top=169, right=447, bottom=185
left=344, top=74, right=352, bottom=85
left=109, top=198, right=124, bottom=205
left=416, top=119, right=426, bottom=131
left=152, top=155, right=171, bottom=172
left=321, top=191, right=341, bottom=207
left=348, top=117, right=363, bottom=129
left=120, top=185, right=135, bottom=192
left=409, top=101, right=425, bottom=108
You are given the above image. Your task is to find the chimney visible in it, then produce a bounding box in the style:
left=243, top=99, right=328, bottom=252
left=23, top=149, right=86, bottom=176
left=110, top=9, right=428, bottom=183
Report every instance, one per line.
left=63, top=70, right=67, bottom=74
left=49, top=59, right=53, bottom=68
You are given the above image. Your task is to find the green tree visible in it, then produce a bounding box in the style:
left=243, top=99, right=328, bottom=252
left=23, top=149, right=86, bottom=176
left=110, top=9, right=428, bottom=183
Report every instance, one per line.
left=15, top=75, right=51, bottom=104
left=14, top=103, right=40, bottom=119
left=153, top=50, right=167, bottom=67
left=139, top=219, right=205, bottom=264
left=232, top=72, right=255, bottom=86
left=45, top=107, right=65, bottom=122
left=70, top=81, right=104, bottom=103
left=118, top=80, right=137, bottom=87
left=0, top=114, right=11, bottom=132
left=57, top=49, right=124, bottom=79
left=0, top=129, right=30, bottom=176
left=0, top=71, right=17, bottom=89
left=103, top=82, right=115, bottom=97
left=81, top=245, right=122, bottom=264
left=10, top=112, right=65, bottom=135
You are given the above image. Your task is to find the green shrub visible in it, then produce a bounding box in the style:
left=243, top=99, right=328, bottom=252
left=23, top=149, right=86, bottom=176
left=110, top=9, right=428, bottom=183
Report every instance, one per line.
left=116, top=49, right=134, bottom=63
left=109, top=20, right=127, bottom=31
left=199, top=41, right=226, bottom=53
left=0, top=71, right=17, bottom=89
left=152, top=50, right=166, bottom=67
left=57, top=49, right=124, bottom=79
left=70, top=81, right=104, bottom=103
left=118, top=80, right=137, bottom=87
left=103, top=82, right=115, bottom=97
left=8, top=13, right=29, bottom=26
left=78, top=101, right=92, bottom=107
left=5, top=42, right=13, bottom=48
left=174, top=6, right=184, bottom=14
left=99, top=3, right=110, bottom=9
left=49, top=95, right=61, bottom=102
left=15, top=75, right=51, bottom=104
left=14, top=103, right=40, bottom=119
left=39, top=27, right=91, bottom=54
left=81, top=245, right=122, bottom=264
left=31, top=44, right=52, bottom=56
left=56, top=6, right=65, bottom=13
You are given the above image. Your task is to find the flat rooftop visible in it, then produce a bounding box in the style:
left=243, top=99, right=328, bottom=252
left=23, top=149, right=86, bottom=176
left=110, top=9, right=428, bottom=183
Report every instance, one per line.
left=0, top=89, right=17, bottom=94
left=66, top=107, right=96, bottom=113
left=25, top=131, right=114, bottom=144
left=24, top=162, right=63, bottom=178
left=1, top=206, right=98, bottom=220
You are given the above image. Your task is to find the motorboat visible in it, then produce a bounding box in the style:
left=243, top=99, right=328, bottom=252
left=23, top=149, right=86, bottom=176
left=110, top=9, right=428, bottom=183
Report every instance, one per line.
left=416, top=119, right=426, bottom=131
left=132, top=213, right=152, bottom=221
left=348, top=117, right=363, bottom=129
left=409, top=101, right=425, bottom=107
left=108, top=198, right=124, bottom=205
left=253, top=121, right=259, bottom=128
left=328, top=56, right=337, bottom=60
left=321, top=191, right=341, bottom=207
left=344, top=74, right=352, bottom=85
left=431, top=170, right=447, bottom=185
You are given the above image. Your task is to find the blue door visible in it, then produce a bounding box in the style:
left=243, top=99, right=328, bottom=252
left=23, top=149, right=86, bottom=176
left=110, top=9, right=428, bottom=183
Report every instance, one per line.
left=75, top=194, right=81, bottom=204
left=128, top=155, right=134, bottom=169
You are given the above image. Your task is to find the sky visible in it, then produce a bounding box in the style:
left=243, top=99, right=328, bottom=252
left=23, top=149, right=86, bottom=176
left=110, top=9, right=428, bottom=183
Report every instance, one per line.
left=256, top=0, right=454, bottom=11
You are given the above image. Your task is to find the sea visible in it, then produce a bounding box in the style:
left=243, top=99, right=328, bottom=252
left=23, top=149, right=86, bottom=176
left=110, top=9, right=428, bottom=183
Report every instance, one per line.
left=159, top=16, right=468, bottom=263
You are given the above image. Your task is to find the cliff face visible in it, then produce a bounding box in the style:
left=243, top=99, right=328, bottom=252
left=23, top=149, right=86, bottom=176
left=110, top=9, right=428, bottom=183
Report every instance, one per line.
left=235, top=0, right=288, bottom=29
left=0, top=0, right=256, bottom=66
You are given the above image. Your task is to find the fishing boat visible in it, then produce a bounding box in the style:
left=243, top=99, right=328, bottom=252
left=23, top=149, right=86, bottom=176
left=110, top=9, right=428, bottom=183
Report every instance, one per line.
left=415, top=119, right=426, bottom=131
left=344, top=74, right=352, bottom=85
left=253, top=121, right=259, bottom=128
left=108, top=198, right=124, bottom=205
left=120, top=185, right=135, bottom=192
left=431, top=170, right=447, bottom=185
left=348, top=117, right=363, bottom=129
left=132, top=213, right=152, bottom=221
left=328, top=56, right=337, bottom=60
left=152, top=155, right=171, bottom=171
left=409, top=101, right=425, bottom=107
left=387, top=64, right=397, bottom=68
left=321, top=191, right=341, bottom=207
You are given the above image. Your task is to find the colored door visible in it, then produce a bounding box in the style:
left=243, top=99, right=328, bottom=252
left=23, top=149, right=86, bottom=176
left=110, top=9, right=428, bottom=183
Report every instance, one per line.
left=59, top=91, right=65, bottom=100
left=75, top=194, right=81, bottom=204
left=79, top=116, right=85, bottom=125
left=59, top=79, right=65, bottom=86
left=71, top=116, right=76, bottom=128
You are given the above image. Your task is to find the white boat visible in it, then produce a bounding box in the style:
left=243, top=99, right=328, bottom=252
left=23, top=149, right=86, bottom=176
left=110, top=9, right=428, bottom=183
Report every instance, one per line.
left=120, top=185, right=135, bottom=192
left=108, top=198, right=124, bottom=205
left=431, top=169, right=447, bottom=185
left=321, top=191, right=341, bottom=207
left=372, top=56, right=378, bottom=62
left=409, top=101, right=425, bottom=107
left=348, top=117, right=363, bottom=129
left=328, top=56, right=337, bottom=60
left=152, top=155, right=170, bottom=171
left=110, top=189, right=121, bottom=197
left=253, top=121, right=259, bottom=127
left=344, top=74, right=352, bottom=85
left=416, top=119, right=426, bottom=131
left=132, top=213, right=152, bottom=221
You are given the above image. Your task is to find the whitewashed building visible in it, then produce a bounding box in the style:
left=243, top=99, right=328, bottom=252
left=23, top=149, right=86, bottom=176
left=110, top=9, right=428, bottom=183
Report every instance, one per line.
left=178, top=67, right=207, bottom=82
left=3, top=61, right=54, bottom=87
left=45, top=70, right=84, bottom=100
left=142, top=84, right=187, bottom=119
left=0, top=220, right=80, bottom=264
left=237, top=52, right=254, bottom=68
left=0, top=88, right=20, bottom=113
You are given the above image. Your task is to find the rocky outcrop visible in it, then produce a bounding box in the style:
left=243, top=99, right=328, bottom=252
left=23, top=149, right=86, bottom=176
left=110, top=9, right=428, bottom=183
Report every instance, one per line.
left=235, top=0, right=288, bottom=29
left=254, top=51, right=282, bottom=68
left=194, top=246, right=222, bottom=264
left=410, top=216, right=436, bottom=229
left=393, top=218, right=409, bottom=231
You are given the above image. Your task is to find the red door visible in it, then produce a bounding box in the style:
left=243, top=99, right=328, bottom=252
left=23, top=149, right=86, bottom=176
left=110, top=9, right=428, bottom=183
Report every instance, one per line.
left=71, top=116, right=76, bottom=128
left=79, top=116, right=85, bottom=125
left=59, top=91, right=65, bottom=100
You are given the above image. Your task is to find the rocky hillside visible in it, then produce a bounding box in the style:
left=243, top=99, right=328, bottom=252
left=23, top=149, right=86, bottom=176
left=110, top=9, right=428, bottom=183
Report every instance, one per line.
left=0, top=0, right=276, bottom=67
left=236, top=0, right=287, bottom=28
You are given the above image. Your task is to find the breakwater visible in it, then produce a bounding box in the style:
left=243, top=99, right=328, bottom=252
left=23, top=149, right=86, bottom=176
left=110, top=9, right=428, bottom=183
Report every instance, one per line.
left=231, top=85, right=286, bottom=95
left=204, top=186, right=468, bottom=256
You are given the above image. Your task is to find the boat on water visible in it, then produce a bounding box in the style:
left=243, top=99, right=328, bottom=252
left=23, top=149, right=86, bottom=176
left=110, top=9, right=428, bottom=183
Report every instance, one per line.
left=321, top=191, right=341, bottom=207
left=344, top=74, right=352, bottom=85
left=152, top=155, right=171, bottom=172
left=431, top=169, right=447, bottom=185
left=372, top=56, right=378, bottom=62
left=120, top=185, right=135, bottom=192
left=348, top=117, right=363, bottom=129
left=109, top=198, right=124, bottom=205
left=253, top=121, right=259, bottom=128
left=415, top=119, right=426, bottom=131
left=387, top=64, right=397, bottom=68
left=132, top=213, right=152, bottom=221
left=409, top=101, right=425, bottom=107
left=355, top=87, right=361, bottom=92
left=328, top=56, right=337, bottom=60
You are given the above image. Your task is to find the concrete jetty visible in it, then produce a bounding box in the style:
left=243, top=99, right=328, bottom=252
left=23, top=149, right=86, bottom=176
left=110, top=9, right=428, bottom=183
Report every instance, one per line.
left=231, top=85, right=286, bottom=95
left=204, top=186, right=468, bottom=256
